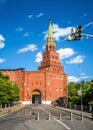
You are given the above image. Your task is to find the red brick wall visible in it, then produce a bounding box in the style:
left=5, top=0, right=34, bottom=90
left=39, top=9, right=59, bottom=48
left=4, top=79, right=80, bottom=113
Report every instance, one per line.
left=1, top=69, right=67, bottom=104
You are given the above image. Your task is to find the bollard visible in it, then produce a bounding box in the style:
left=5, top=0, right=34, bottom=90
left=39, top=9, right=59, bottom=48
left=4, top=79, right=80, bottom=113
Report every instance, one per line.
left=74, top=104, right=76, bottom=110
left=8, top=104, right=10, bottom=108
left=81, top=112, right=84, bottom=121
left=59, top=113, right=62, bottom=120
left=8, top=110, right=11, bottom=115
left=37, top=113, right=39, bottom=120
left=70, top=112, right=73, bottom=120
left=32, top=108, right=35, bottom=115
left=48, top=113, right=51, bottom=120
left=16, top=110, right=18, bottom=116
left=24, top=109, right=26, bottom=115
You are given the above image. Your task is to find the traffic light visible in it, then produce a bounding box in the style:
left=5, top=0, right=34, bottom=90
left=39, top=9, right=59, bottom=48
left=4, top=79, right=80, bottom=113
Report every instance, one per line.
left=77, top=25, right=82, bottom=39
left=67, top=27, right=76, bottom=40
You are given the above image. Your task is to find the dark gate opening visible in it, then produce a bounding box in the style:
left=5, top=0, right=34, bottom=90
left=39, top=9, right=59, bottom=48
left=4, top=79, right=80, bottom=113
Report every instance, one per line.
left=32, top=90, right=41, bottom=104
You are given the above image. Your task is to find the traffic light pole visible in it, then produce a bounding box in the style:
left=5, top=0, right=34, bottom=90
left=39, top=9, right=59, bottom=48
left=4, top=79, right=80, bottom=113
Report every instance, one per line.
left=67, top=25, right=93, bottom=41
left=82, top=33, right=93, bottom=38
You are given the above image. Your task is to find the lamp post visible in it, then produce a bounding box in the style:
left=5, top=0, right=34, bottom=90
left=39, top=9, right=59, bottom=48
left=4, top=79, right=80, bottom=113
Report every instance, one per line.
left=79, top=64, right=83, bottom=111
left=67, top=81, right=68, bottom=107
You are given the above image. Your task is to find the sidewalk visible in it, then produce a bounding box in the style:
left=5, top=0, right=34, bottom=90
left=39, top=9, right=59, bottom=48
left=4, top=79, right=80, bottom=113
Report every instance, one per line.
left=56, top=106, right=93, bottom=120
left=0, top=104, right=27, bottom=117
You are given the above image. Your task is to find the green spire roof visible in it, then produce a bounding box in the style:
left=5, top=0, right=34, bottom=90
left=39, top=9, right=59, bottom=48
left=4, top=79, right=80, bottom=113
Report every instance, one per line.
left=48, top=20, right=53, bottom=37
left=46, top=18, right=55, bottom=44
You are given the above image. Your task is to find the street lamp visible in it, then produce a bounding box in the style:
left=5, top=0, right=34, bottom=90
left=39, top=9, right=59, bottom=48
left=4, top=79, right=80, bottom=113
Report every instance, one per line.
left=79, top=64, right=83, bottom=111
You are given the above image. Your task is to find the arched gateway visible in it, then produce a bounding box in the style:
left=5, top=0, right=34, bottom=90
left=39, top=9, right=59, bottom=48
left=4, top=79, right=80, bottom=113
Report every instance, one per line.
left=32, top=90, right=41, bottom=104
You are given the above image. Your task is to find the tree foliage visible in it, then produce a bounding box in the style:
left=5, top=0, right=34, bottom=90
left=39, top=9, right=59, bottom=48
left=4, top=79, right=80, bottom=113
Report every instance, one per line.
left=0, top=72, right=19, bottom=104
left=68, top=79, right=93, bottom=105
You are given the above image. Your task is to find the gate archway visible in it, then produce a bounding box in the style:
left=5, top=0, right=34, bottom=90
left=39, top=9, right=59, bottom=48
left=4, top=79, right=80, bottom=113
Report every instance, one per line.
left=32, top=90, right=41, bottom=104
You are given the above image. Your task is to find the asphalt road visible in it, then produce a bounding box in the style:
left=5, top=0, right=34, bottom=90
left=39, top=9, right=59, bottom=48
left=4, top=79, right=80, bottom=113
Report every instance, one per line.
left=0, top=104, right=93, bottom=130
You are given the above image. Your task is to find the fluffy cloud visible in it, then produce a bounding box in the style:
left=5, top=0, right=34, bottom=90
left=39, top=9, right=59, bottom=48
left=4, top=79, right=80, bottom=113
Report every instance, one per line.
left=0, top=34, right=5, bottom=49
left=0, top=58, right=5, bottom=63
left=57, top=48, right=75, bottom=60
left=36, top=13, right=44, bottom=18
left=15, top=26, right=23, bottom=32
left=68, top=76, right=79, bottom=83
left=28, top=15, right=33, bottom=19
left=23, top=32, right=29, bottom=37
left=52, top=24, right=74, bottom=41
left=68, top=74, right=92, bottom=83
left=66, top=55, right=85, bottom=64
left=35, top=52, right=42, bottom=63
left=17, top=44, right=38, bottom=54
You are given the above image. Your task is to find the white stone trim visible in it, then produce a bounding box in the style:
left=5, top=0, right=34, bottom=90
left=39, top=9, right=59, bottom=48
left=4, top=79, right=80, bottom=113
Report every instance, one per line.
left=42, top=100, right=51, bottom=104
left=22, top=101, right=32, bottom=104
left=21, top=100, right=51, bottom=105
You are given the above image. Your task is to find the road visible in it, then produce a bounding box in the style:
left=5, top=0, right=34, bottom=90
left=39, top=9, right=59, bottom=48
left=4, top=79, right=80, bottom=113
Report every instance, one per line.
left=0, top=104, right=93, bottom=130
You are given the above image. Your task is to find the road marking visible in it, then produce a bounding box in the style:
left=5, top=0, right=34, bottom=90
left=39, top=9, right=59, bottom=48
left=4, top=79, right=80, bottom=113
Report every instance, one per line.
left=41, top=107, right=50, bottom=114
left=42, top=107, right=71, bottom=130
left=53, top=116, right=71, bottom=130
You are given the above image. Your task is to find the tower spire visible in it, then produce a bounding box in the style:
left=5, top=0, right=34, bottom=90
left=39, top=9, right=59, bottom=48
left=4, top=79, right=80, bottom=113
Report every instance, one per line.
left=48, top=18, right=53, bottom=37
left=47, top=18, right=54, bottom=43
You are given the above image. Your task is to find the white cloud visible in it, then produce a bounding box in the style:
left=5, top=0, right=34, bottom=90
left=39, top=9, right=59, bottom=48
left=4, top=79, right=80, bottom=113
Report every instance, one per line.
left=81, top=73, right=93, bottom=80
left=68, top=74, right=92, bottom=83
left=0, top=58, right=5, bottom=63
left=66, top=55, right=85, bottom=64
left=36, top=13, right=44, bottom=18
left=42, top=45, right=45, bottom=50
left=82, top=75, right=92, bottom=80
left=0, top=34, right=5, bottom=49
left=35, top=52, right=42, bottom=63
left=68, top=76, right=79, bottom=83
left=15, top=26, right=23, bottom=32
left=83, top=22, right=93, bottom=29
left=52, top=24, right=74, bottom=41
left=28, top=15, right=33, bottom=19
left=57, top=48, right=75, bottom=60
left=17, top=44, right=38, bottom=54
left=23, top=32, right=29, bottom=37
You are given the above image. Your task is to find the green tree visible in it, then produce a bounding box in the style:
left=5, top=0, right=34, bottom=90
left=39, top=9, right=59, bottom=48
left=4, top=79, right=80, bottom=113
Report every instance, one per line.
left=0, top=72, right=19, bottom=105
left=68, top=82, right=80, bottom=105
left=68, top=79, right=93, bottom=106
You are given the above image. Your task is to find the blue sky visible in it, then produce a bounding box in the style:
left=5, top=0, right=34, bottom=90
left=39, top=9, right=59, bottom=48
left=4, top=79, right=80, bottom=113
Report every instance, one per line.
left=0, top=0, right=93, bottom=83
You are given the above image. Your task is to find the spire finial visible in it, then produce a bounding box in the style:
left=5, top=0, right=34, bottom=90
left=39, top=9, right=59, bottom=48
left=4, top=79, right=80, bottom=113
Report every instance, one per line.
left=48, top=18, right=52, bottom=22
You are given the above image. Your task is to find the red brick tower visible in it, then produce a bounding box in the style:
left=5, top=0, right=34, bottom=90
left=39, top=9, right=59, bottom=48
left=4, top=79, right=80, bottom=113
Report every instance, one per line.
left=39, top=19, right=64, bottom=74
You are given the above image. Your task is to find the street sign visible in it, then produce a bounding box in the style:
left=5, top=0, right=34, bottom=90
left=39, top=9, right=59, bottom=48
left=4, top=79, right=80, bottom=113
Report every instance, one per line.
left=77, top=90, right=82, bottom=96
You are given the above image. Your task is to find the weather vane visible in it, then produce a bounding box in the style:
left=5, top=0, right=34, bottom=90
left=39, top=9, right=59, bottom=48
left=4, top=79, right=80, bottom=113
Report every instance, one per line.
left=48, top=18, right=52, bottom=22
